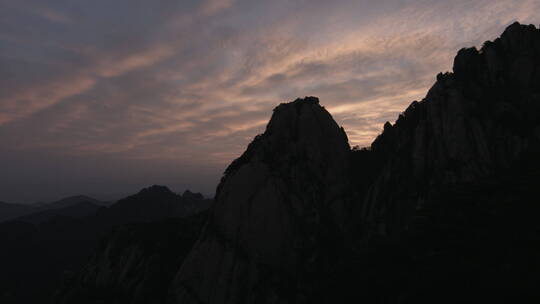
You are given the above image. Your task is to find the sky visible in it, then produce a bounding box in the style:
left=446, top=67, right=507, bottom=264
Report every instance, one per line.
left=1, top=0, right=539, bottom=203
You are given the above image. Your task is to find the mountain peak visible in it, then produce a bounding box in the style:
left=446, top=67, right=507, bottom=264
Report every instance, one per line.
left=137, top=185, right=174, bottom=196
left=181, top=190, right=204, bottom=201
left=224, top=96, right=349, bottom=177
left=452, top=22, right=539, bottom=82
left=272, top=95, right=320, bottom=116
left=500, top=21, right=538, bottom=44
left=173, top=97, right=353, bottom=303
left=290, top=95, right=320, bottom=105
left=365, top=21, right=540, bottom=238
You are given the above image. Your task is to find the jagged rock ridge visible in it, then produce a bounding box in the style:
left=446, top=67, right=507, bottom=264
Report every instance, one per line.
left=172, top=96, right=354, bottom=303
left=360, top=22, right=540, bottom=237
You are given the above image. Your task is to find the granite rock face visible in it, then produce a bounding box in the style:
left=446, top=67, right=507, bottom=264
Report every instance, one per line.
left=361, top=22, right=540, bottom=238
left=172, top=96, right=353, bottom=304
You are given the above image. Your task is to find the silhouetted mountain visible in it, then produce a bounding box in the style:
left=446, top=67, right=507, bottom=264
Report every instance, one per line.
left=0, top=195, right=105, bottom=224
left=0, top=201, right=33, bottom=222
left=100, top=185, right=211, bottom=224
left=343, top=21, right=540, bottom=303
left=0, top=186, right=212, bottom=304
left=360, top=21, right=540, bottom=239
left=34, top=195, right=106, bottom=210
left=14, top=202, right=101, bottom=224
left=172, top=96, right=354, bottom=303
left=169, top=22, right=540, bottom=303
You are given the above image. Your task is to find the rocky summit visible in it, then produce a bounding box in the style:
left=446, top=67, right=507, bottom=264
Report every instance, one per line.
left=172, top=96, right=354, bottom=303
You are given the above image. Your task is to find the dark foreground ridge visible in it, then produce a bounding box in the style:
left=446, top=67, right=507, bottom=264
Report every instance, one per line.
left=49, top=22, right=540, bottom=304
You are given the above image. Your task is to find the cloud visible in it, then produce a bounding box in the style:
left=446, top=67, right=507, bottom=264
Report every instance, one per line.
left=0, top=74, right=96, bottom=124
left=1, top=0, right=539, bottom=201
left=199, top=0, right=236, bottom=16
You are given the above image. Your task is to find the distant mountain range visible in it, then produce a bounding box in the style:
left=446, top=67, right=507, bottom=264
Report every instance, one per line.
left=0, top=201, right=34, bottom=222
left=14, top=201, right=101, bottom=225
left=33, top=195, right=108, bottom=208
left=0, top=195, right=108, bottom=223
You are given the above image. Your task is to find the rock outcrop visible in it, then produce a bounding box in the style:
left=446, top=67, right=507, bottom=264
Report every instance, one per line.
left=360, top=22, right=540, bottom=238
left=172, top=97, right=354, bottom=303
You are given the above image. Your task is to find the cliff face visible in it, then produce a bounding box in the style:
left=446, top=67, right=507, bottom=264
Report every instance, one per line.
left=361, top=22, right=540, bottom=238
left=172, top=97, right=354, bottom=303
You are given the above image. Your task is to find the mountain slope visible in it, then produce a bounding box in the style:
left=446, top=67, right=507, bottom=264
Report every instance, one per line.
left=35, top=195, right=106, bottom=210
left=337, top=21, right=540, bottom=303
left=14, top=202, right=101, bottom=224
left=0, top=195, right=105, bottom=223
left=172, top=96, right=354, bottom=303
left=360, top=22, right=540, bottom=238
